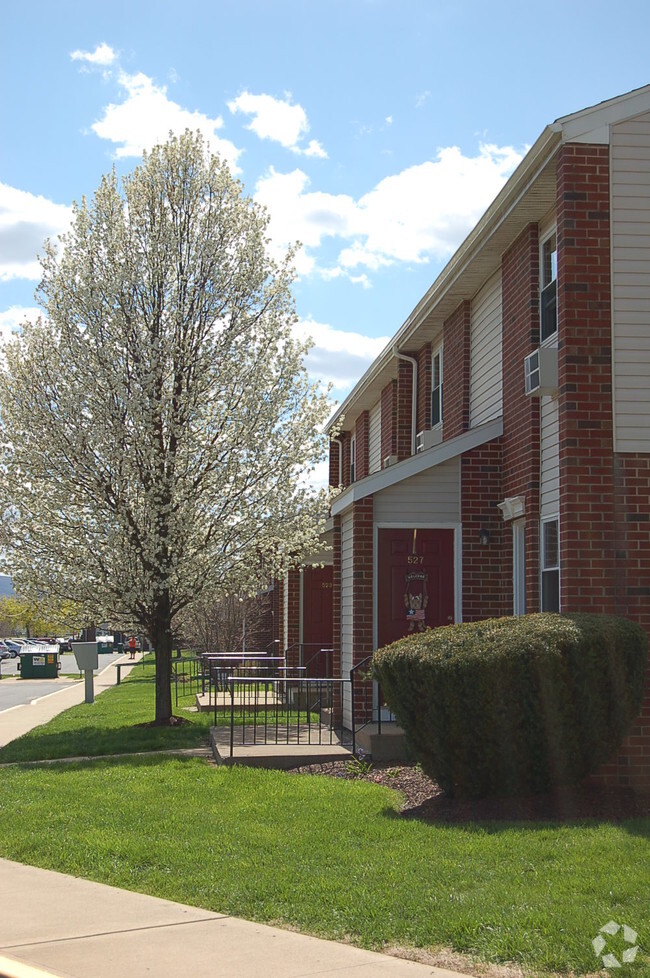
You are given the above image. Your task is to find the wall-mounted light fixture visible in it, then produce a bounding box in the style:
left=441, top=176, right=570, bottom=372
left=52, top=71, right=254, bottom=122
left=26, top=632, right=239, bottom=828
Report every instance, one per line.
left=479, top=528, right=490, bottom=546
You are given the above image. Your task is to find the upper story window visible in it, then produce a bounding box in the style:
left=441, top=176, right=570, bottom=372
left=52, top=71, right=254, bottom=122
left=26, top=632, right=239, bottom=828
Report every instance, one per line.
left=540, top=232, right=557, bottom=343
left=431, top=346, right=443, bottom=427
left=350, top=434, right=356, bottom=483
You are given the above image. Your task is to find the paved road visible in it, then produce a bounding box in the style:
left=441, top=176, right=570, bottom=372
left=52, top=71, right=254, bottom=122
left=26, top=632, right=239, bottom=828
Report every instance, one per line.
left=0, top=654, right=125, bottom=711
left=0, top=679, right=79, bottom=710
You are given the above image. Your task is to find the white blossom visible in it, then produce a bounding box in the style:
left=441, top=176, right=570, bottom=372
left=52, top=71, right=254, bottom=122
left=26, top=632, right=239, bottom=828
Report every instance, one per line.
left=0, top=132, right=331, bottom=720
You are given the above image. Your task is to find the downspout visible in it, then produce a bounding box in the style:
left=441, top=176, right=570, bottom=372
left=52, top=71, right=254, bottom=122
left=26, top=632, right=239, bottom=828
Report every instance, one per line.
left=393, top=347, right=418, bottom=456
left=331, top=437, right=343, bottom=486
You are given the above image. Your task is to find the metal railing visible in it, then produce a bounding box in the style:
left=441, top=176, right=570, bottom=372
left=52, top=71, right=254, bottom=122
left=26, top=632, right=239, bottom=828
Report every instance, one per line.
left=302, top=645, right=333, bottom=677
left=172, top=656, right=203, bottom=706
left=349, top=655, right=396, bottom=755
left=201, top=654, right=287, bottom=707
left=222, top=674, right=351, bottom=757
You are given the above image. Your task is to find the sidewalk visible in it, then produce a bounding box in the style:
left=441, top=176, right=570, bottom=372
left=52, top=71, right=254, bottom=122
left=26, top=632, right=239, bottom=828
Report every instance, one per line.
left=0, top=664, right=470, bottom=978
left=0, top=654, right=143, bottom=749
left=0, top=859, right=461, bottom=978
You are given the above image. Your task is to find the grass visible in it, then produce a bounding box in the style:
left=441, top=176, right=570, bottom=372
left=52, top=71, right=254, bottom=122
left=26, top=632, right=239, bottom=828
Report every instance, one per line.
left=0, top=661, right=648, bottom=976
left=0, top=756, right=648, bottom=976
left=0, top=659, right=212, bottom=762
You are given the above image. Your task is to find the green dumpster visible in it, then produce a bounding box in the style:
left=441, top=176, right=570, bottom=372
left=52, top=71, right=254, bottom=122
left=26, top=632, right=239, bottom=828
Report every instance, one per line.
left=18, top=649, right=60, bottom=679
left=97, top=640, right=113, bottom=654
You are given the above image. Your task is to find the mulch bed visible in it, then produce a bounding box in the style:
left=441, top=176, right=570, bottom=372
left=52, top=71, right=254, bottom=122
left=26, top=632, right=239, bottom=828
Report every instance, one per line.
left=287, top=760, right=650, bottom=822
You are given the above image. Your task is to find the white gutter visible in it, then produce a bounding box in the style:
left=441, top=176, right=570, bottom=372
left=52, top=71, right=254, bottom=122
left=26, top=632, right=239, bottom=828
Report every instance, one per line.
left=393, top=347, right=418, bottom=456
left=326, top=125, right=563, bottom=434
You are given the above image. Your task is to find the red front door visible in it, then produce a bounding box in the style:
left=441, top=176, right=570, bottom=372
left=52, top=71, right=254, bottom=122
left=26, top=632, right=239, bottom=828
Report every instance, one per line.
left=302, top=565, right=333, bottom=675
left=377, top=528, right=455, bottom=650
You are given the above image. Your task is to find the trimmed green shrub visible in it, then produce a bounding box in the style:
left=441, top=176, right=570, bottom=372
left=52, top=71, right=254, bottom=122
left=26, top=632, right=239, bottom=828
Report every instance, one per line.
left=373, top=613, right=648, bottom=798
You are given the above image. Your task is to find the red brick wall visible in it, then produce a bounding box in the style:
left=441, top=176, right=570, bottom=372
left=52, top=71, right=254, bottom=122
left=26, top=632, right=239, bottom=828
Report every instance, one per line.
left=355, top=410, right=370, bottom=481
left=285, top=569, right=300, bottom=669
left=271, top=577, right=283, bottom=651
left=417, top=342, right=432, bottom=433
left=381, top=380, right=397, bottom=462
left=461, top=440, right=506, bottom=621
left=352, top=496, right=374, bottom=718
left=557, top=144, right=616, bottom=612
left=596, top=453, right=650, bottom=791
left=396, top=357, right=415, bottom=460
left=442, top=301, right=471, bottom=440
left=341, top=433, right=351, bottom=487
left=332, top=515, right=342, bottom=720
left=329, top=439, right=341, bottom=488
left=501, top=223, right=542, bottom=614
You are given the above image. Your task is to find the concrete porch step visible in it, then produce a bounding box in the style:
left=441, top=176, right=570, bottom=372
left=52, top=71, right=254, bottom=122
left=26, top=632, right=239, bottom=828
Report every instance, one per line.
left=355, top=723, right=408, bottom=762
left=209, top=726, right=352, bottom=769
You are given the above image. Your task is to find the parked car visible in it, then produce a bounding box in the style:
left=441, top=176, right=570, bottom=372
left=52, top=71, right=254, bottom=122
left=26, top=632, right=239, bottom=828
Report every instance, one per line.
left=0, top=642, right=11, bottom=659
left=5, top=640, right=24, bottom=657
left=56, top=638, right=73, bottom=652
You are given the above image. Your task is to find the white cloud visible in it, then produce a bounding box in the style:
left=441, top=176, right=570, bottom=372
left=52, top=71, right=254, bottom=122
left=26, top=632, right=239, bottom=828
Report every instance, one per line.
left=0, top=306, right=39, bottom=346
left=228, top=91, right=327, bottom=158
left=293, top=318, right=390, bottom=395
left=0, top=183, right=72, bottom=282
left=70, top=42, right=117, bottom=67
left=254, top=143, right=524, bottom=283
left=255, top=167, right=357, bottom=249
left=90, top=69, right=242, bottom=171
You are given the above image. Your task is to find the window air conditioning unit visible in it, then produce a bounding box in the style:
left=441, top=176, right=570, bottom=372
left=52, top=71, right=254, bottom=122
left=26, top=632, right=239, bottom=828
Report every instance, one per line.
left=524, top=347, right=558, bottom=396
left=383, top=455, right=398, bottom=469
left=416, top=428, right=443, bottom=453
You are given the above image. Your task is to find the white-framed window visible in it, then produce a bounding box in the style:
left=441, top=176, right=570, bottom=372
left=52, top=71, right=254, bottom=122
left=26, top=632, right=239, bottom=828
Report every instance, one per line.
left=540, top=231, right=557, bottom=343
left=513, top=520, right=526, bottom=616
left=541, top=517, right=560, bottom=611
left=431, top=346, right=443, bottom=427
left=350, top=434, right=356, bottom=483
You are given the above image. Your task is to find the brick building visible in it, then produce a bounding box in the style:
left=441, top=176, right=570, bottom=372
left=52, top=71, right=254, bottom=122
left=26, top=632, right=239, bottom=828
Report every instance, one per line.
left=326, top=86, right=650, bottom=790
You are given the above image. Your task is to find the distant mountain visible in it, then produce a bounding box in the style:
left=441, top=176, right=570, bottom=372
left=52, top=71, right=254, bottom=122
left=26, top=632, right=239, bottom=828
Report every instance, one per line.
left=0, top=576, right=14, bottom=598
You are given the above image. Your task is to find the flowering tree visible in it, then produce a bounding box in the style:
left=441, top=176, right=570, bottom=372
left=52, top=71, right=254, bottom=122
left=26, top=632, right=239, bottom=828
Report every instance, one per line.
left=0, top=132, right=330, bottom=723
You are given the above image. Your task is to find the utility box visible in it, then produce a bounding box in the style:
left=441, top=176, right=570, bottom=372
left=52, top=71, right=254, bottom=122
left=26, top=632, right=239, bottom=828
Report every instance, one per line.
left=71, top=642, right=99, bottom=704
left=72, top=642, right=99, bottom=671
left=18, top=648, right=60, bottom=679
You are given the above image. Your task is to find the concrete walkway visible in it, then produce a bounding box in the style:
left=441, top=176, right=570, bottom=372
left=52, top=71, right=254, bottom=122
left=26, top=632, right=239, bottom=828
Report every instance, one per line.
left=0, top=654, right=143, bottom=748
left=0, top=660, right=470, bottom=978
left=0, top=859, right=461, bottom=978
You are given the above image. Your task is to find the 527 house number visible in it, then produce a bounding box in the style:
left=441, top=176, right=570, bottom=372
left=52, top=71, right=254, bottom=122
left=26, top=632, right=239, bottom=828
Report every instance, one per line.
left=407, top=556, right=424, bottom=565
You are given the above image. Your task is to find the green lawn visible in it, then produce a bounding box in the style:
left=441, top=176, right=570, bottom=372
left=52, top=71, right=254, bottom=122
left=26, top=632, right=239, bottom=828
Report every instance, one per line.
left=0, top=660, right=212, bottom=762
left=0, top=665, right=648, bottom=976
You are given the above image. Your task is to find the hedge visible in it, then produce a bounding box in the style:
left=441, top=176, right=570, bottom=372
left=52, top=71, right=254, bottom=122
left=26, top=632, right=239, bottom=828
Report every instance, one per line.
left=372, top=613, right=648, bottom=798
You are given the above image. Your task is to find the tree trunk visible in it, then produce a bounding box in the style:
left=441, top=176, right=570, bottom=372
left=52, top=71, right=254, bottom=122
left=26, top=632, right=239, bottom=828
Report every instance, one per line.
left=151, top=602, right=173, bottom=724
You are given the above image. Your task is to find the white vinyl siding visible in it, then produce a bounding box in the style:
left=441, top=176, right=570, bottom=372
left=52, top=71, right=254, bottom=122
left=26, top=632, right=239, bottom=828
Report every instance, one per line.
left=540, top=395, right=559, bottom=520
left=340, top=509, right=354, bottom=726
left=368, top=401, right=382, bottom=474
left=470, top=271, right=503, bottom=427
left=611, top=111, right=650, bottom=452
left=373, top=458, right=460, bottom=524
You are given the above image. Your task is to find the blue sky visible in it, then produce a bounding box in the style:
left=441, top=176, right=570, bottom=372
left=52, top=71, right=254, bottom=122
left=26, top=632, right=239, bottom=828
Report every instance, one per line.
left=2, top=0, right=650, bottom=407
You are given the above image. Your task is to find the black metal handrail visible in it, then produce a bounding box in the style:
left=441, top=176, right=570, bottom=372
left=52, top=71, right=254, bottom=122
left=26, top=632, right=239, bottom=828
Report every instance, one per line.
left=223, top=674, right=351, bottom=757
left=302, top=645, right=333, bottom=678
left=200, top=654, right=287, bottom=706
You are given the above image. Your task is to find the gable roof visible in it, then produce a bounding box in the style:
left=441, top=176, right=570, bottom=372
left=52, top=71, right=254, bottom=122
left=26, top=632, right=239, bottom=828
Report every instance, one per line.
left=327, top=84, right=650, bottom=434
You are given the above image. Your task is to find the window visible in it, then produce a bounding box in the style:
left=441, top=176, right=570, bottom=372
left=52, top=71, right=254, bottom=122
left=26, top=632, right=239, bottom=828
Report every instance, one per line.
left=541, top=517, right=559, bottom=611
left=540, top=232, right=557, bottom=342
left=431, top=346, right=443, bottom=427
left=513, top=520, right=526, bottom=616
left=350, top=434, right=356, bottom=483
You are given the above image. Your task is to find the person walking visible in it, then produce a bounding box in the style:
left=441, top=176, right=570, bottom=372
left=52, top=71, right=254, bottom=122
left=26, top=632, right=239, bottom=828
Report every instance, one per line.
left=128, top=636, right=137, bottom=659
